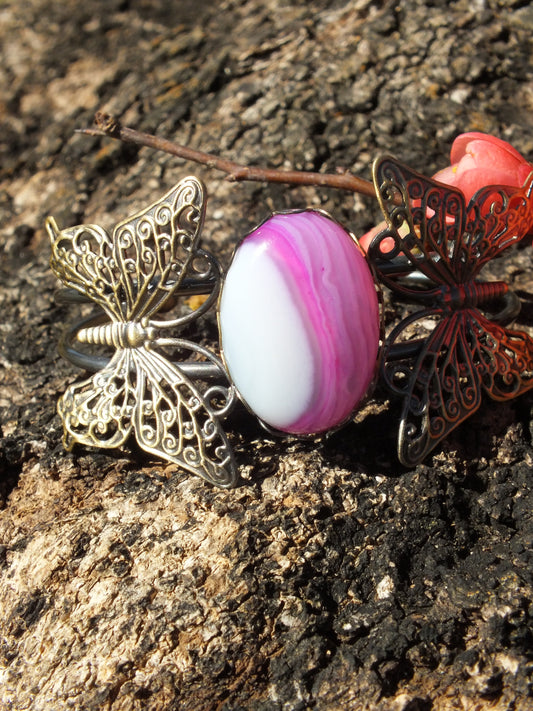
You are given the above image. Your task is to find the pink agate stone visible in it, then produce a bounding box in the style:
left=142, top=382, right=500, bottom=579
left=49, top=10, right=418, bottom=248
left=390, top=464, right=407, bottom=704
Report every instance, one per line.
left=219, top=211, right=380, bottom=434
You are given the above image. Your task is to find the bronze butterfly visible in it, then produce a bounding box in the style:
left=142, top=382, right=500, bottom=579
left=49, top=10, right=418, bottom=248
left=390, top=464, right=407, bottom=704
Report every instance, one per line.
left=47, top=177, right=237, bottom=487
left=368, top=156, right=533, bottom=466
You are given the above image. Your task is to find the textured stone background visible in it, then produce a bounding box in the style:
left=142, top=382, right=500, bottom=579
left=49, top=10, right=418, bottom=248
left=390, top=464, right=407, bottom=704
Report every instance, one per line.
left=1, top=0, right=533, bottom=709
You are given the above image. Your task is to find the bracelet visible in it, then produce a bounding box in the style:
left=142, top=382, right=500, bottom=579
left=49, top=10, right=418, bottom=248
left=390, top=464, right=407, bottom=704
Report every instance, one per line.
left=47, top=156, right=533, bottom=487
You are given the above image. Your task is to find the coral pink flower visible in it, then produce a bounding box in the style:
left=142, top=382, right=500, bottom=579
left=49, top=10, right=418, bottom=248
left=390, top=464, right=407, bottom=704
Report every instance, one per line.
left=360, top=132, right=533, bottom=253
left=432, top=132, right=533, bottom=204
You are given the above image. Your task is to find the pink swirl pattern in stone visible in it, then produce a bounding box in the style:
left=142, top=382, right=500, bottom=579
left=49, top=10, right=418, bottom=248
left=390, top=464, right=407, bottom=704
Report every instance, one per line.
left=219, top=211, right=380, bottom=434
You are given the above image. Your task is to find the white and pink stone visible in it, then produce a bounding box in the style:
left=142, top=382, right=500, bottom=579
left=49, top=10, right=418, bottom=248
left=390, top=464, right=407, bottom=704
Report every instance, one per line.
left=219, top=210, right=380, bottom=434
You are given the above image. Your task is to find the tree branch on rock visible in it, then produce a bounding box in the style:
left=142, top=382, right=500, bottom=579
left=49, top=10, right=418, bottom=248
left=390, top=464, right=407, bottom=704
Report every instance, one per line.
left=77, top=111, right=377, bottom=198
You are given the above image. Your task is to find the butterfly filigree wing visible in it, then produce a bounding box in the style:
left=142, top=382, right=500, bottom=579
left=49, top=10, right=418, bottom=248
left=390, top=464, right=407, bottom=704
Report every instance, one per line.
left=389, top=308, right=533, bottom=466
left=48, top=219, right=124, bottom=321
left=370, top=156, right=467, bottom=290
left=112, top=176, right=206, bottom=321
left=47, top=176, right=206, bottom=322
left=57, top=346, right=236, bottom=486
left=461, top=171, right=533, bottom=272
left=468, top=311, right=533, bottom=401
left=386, top=310, right=483, bottom=466
left=58, top=349, right=136, bottom=450
left=131, top=348, right=237, bottom=488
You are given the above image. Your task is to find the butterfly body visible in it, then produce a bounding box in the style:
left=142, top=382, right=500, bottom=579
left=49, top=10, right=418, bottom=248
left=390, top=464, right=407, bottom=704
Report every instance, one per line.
left=369, top=156, right=533, bottom=466
left=77, top=320, right=155, bottom=348
left=437, top=280, right=508, bottom=311
left=409, top=279, right=509, bottom=312
left=48, top=177, right=237, bottom=488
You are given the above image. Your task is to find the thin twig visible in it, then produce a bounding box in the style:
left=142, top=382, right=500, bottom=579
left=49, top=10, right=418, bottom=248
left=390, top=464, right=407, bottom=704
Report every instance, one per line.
left=76, top=112, right=377, bottom=199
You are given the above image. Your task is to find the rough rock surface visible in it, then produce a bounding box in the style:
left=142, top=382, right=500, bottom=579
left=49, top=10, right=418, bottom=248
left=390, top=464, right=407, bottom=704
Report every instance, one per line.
left=1, top=0, right=533, bottom=709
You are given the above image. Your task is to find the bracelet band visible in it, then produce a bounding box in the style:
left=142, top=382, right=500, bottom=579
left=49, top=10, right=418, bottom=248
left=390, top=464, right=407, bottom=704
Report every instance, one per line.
left=57, top=285, right=522, bottom=376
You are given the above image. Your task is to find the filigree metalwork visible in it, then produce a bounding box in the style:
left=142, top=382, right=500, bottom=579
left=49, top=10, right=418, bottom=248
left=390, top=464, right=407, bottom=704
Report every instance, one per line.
left=47, top=177, right=237, bottom=488
left=368, top=156, right=533, bottom=466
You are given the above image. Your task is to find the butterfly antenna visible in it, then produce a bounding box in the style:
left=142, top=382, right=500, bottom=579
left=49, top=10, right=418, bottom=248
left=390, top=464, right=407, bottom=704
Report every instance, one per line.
left=45, top=216, right=61, bottom=242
